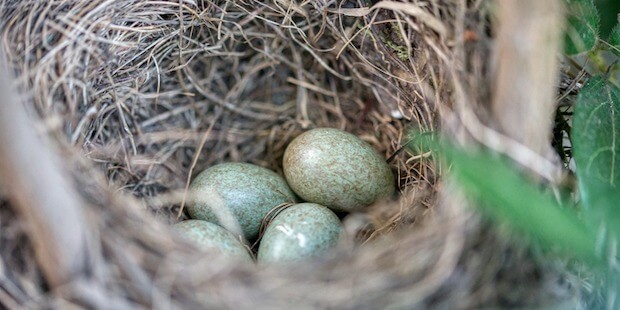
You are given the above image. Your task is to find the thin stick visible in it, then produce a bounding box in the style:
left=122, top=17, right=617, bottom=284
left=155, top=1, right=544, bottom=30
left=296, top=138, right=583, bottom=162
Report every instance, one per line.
left=177, top=107, right=222, bottom=218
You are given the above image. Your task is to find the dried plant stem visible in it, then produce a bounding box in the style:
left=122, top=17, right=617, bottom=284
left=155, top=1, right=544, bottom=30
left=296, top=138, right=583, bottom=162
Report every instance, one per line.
left=0, top=54, right=89, bottom=287
left=492, top=0, right=564, bottom=164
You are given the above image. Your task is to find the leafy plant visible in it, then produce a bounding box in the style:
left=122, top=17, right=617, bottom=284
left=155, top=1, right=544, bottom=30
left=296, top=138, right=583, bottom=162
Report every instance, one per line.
left=593, top=0, right=620, bottom=39
left=565, top=0, right=620, bottom=87
left=405, top=1, right=620, bottom=307
left=440, top=143, right=601, bottom=264
left=573, top=76, right=620, bottom=242
left=565, top=0, right=599, bottom=55
left=406, top=75, right=620, bottom=305
left=609, top=24, right=620, bottom=56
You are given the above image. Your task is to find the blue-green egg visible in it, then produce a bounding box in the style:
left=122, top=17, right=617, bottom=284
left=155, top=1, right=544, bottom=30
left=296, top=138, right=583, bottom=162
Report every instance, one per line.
left=188, top=162, right=296, bottom=240
left=174, top=220, right=253, bottom=262
left=283, top=128, right=394, bottom=212
left=257, top=203, right=343, bottom=263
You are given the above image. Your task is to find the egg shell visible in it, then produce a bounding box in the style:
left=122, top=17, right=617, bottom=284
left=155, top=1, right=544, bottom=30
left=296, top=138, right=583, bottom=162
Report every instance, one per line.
left=283, top=128, right=394, bottom=212
left=174, top=220, right=253, bottom=262
left=188, top=162, right=296, bottom=240
left=257, top=203, right=342, bottom=263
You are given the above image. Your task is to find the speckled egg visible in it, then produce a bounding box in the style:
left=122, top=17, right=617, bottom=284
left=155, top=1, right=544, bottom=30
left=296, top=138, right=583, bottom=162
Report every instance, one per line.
left=283, top=128, right=394, bottom=212
left=257, top=203, right=342, bottom=263
left=174, top=220, right=253, bottom=262
left=188, top=162, right=296, bottom=240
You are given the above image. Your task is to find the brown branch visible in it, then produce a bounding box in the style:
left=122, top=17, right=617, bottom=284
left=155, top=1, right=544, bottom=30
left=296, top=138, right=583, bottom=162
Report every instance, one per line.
left=0, top=53, right=90, bottom=287
left=492, top=0, right=564, bottom=163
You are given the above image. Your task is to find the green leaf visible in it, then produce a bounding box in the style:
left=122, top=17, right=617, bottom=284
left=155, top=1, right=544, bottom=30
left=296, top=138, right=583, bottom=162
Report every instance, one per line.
left=593, top=0, right=620, bottom=38
left=438, top=145, right=600, bottom=263
left=565, top=0, right=600, bottom=55
left=609, top=23, right=620, bottom=56
left=573, top=76, right=620, bottom=237
left=404, top=130, right=604, bottom=264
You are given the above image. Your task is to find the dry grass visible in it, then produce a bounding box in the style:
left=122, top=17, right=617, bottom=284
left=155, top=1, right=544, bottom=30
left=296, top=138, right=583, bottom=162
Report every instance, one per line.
left=0, top=0, right=578, bottom=308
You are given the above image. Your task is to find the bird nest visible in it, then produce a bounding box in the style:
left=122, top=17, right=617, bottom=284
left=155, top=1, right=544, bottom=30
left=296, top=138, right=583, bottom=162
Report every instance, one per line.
left=0, top=0, right=576, bottom=308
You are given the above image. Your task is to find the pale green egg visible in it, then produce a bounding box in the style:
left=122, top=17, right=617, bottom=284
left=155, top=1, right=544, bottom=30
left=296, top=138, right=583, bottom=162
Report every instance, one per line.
left=174, top=220, right=253, bottom=262
left=257, top=203, right=342, bottom=263
left=283, top=128, right=395, bottom=212
left=188, top=162, right=296, bottom=240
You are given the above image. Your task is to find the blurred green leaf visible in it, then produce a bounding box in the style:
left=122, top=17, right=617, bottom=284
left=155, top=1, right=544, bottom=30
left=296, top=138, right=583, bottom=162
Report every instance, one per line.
left=609, top=23, right=620, bottom=56
left=593, top=0, right=620, bottom=38
left=439, top=145, right=600, bottom=263
left=403, top=129, right=436, bottom=155
left=404, top=131, right=601, bottom=264
left=565, top=0, right=600, bottom=55
left=573, top=76, right=620, bottom=238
